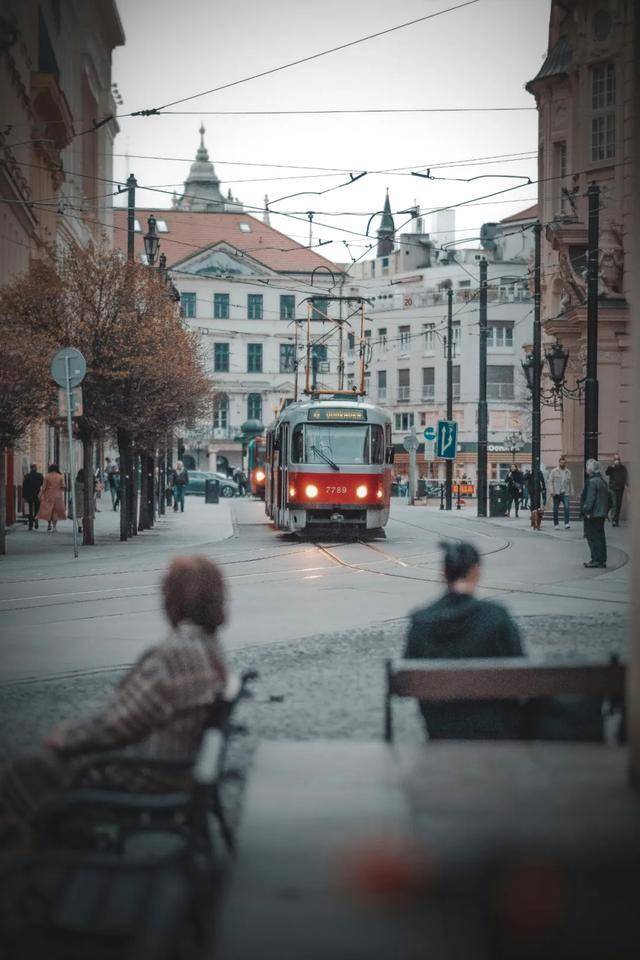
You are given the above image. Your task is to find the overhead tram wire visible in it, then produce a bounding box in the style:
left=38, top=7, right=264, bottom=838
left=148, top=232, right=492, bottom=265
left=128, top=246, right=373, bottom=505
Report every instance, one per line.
left=129, top=1, right=481, bottom=116
left=154, top=106, right=535, bottom=116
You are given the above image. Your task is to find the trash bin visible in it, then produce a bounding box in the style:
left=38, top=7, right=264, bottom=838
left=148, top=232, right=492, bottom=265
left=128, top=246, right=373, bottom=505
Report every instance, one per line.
left=205, top=478, right=220, bottom=504
left=489, top=482, right=509, bottom=517
left=417, top=478, right=426, bottom=499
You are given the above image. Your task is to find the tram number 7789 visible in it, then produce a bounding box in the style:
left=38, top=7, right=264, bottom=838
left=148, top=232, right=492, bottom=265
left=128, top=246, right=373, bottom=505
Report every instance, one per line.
left=325, top=485, right=348, bottom=495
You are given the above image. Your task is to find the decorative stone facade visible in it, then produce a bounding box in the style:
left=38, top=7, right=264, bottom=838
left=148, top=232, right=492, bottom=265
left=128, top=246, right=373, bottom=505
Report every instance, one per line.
left=526, top=0, right=634, bottom=491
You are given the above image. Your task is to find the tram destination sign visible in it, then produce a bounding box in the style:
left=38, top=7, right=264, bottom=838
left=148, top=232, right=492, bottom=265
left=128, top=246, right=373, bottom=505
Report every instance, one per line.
left=308, top=407, right=367, bottom=422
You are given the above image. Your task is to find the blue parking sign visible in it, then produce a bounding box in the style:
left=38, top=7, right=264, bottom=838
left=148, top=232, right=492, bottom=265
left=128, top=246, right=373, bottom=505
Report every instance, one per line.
left=436, top=420, right=458, bottom=459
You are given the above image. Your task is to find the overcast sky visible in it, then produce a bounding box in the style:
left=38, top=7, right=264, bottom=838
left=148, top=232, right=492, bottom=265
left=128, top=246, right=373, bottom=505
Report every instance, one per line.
left=112, top=0, right=551, bottom=261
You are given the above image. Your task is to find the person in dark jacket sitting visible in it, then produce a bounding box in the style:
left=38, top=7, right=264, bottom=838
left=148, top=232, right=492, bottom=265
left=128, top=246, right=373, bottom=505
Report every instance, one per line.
left=404, top=541, right=523, bottom=739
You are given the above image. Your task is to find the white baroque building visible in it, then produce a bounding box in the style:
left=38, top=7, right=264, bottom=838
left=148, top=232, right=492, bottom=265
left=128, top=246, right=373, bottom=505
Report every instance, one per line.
left=114, top=129, right=343, bottom=471
left=340, top=201, right=539, bottom=483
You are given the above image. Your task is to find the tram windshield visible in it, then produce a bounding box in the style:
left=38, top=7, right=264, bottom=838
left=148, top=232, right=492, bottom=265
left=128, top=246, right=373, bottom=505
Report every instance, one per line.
left=291, top=423, right=384, bottom=465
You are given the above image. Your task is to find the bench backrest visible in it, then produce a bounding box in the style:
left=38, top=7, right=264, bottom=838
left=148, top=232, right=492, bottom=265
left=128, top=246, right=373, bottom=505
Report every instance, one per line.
left=384, top=657, right=626, bottom=742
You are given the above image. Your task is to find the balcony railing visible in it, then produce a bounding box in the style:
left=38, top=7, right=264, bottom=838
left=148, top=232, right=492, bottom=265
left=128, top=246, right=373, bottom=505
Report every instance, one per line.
left=397, top=386, right=410, bottom=401
left=487, top=384, right=515, bottom=400
left=422, top=388, right=435, bottom=401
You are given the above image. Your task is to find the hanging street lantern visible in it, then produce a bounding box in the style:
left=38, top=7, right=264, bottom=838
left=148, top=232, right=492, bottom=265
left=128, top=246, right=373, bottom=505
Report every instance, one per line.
left=143, top=214, right=160, bottom=266
left=545, top=341, right=570, bottom=390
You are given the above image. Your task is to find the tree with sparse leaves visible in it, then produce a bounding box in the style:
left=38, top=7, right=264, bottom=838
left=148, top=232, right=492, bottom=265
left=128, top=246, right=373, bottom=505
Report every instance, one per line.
left=0, top=242, right=213, bottom=547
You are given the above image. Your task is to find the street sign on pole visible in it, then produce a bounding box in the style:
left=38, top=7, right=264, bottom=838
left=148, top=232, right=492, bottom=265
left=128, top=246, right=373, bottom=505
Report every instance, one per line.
left=51, top=347, right=86, bottom=559
left=423, top=426, right=436, bottom=442
left=57, top=387, right=83, bottom=418
left=436, top=419, right=458, bottom=460
left=51, top=347, right=86, bottom=389
left=423, top=439, right=436, bottom=461
left=402, top=433, right=420, bottom=452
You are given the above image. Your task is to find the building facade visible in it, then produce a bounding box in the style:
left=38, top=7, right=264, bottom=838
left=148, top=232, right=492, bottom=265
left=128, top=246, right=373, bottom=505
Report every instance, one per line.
left=114, top=133, right=343, bottom=471
left=341, top=200, right=538, bottom=483
left=0, top=0, right=124, bottom=523
left=526, top=0, right=634, bottom=492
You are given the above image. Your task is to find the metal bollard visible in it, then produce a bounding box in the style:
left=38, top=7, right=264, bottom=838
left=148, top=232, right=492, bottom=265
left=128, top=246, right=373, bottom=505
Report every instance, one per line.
left=439, top=482, right=445, bottom=510
left=456, top=483, right=462, bottom=510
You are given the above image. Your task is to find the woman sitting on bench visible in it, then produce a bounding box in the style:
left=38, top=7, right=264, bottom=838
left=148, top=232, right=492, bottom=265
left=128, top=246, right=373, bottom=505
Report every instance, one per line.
left=0, top=556, right=228, bottom=849
left=404, top=541, right=524, bottom=739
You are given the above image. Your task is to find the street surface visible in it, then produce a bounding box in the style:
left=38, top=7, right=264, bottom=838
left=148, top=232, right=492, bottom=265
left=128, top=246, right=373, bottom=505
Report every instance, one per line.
left=0, top=496, right=630, bottom=684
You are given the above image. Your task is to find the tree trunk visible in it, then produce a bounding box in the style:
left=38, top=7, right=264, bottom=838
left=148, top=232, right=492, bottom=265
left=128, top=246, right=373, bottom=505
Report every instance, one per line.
left=0, top=446, right=7, bottom=556
left=138, top=450, right=148, bottom=531
left=117, top=428, right=129, bottom=542
left=129, top=450, right=138, bottom=537
left=148, top=453, right=155, bottom=527
left=82, top=437, right=95, bottom=545
left=158, top=446, right=166, bottom=516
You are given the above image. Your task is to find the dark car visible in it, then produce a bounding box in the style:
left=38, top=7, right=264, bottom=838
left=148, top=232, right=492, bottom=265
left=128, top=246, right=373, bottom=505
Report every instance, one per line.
left=185, top=471, right=238, bottom=498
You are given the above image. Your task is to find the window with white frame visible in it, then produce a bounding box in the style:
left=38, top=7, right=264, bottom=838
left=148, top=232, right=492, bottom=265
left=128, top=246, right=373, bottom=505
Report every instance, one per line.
left=423, top=323, right=435, bottom=351
left=452, top=322, right=461, bottom=352
left=378, top=327, right=387, bottom=350
left=487, top=323, right=514, bottom=348
left=377, top=369, right=387, bottom=401
left=487, top=364, right=514, bottom=399
left=180, top=292, right=196, bottom=318
left=394, top=412, right=414, bottom=432
left=555, top=142, right=568, bottom=213
left=452, top=364, right=460, bottom=401
left=398, top=368, right=410, bottom=401
left=591, top=63, right=616, bottom=162
left=422, top=367, right=435, bottom=400
left=399, top=325, right=411, bottom=350
left=213, top=394, right=229, bottom=430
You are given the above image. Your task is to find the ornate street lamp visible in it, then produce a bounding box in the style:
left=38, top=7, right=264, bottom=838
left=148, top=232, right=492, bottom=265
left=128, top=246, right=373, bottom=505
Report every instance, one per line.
left=143, top=214, right=160, bottom=266
left=503, top=430, right=524, bottom=461
left=545, top=341, right=570, bottom=390
left=522, top=341, right=583, bottom=408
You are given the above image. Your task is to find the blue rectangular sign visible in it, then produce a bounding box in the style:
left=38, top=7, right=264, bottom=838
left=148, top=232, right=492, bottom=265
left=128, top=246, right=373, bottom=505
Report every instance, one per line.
left=436, top=419, right=458, bottom=459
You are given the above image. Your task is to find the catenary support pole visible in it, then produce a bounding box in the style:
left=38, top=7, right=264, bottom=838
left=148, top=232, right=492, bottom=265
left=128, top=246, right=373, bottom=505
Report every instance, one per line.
left=584, top=183, right=600, bottom=469
left=446, top=287, right=453, bottom=510
left=476, top=258, right=488, bottom=517
left=532, top=222, right=542, bottom=515
left=65, top=356, right=79, bottom=559
left=126, top=174, right=137, bottom=263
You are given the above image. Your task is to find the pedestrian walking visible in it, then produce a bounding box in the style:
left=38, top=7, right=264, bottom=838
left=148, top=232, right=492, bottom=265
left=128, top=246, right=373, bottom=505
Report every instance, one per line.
left=526, top=468, right=546, bottom=530
left=171, top=460, right=189, bottom=513
left=0, top=556, right=228, bottom=849
left=506, top=464, right=524, bottom=518
left=93, top=465, right=103, bottom=512
left=520, top=470, right=531, bottom=510
left=106, top=458, right=119, bottom=510
left=36, top=464, right=67, bottom=532
left=22, top=463, right=43, bottom=531
left=548, top=455, right=574, bottom=530
left=605, top=454, right=628, bottom=526
left=581, top=459, right=610, bottom=568
left=404, top=541, right=523, bottom=739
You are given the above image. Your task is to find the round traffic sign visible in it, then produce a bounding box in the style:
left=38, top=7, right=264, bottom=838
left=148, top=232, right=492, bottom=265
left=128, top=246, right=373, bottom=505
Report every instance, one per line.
left=403, top=434, right=420, bottom=452
left=51, top=347, right=86, bottom=389
left=423, top=426, right=436, bottom=441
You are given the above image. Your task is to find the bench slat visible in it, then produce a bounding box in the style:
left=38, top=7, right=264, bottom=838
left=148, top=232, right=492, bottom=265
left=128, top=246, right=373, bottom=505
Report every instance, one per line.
left=389, top=659, right=625, bottom=701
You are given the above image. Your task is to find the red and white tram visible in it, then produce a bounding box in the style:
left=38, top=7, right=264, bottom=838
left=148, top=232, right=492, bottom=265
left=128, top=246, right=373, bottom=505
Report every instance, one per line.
left=265, top=395, right=393, bottom=536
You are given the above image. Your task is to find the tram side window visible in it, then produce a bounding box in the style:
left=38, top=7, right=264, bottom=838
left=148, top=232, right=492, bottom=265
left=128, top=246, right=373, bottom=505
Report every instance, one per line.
left=291, top=424, right=304, bottom=463
left=371, top=424, right=384, bottom=464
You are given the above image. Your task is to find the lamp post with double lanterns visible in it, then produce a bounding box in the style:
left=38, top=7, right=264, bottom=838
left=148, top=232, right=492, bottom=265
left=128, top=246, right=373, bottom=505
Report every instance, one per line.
left=521, top=341, right=585, bottom=410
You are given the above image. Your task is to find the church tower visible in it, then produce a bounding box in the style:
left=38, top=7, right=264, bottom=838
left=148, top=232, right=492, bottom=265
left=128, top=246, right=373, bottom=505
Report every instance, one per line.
left=376, top=189, right=395, bottom=257
left=172, top=125, right=242, bottom=212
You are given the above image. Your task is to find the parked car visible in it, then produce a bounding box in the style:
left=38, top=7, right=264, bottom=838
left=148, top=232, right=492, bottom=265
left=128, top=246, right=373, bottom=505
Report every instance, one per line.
left=184, top=471, right=238, bottom=498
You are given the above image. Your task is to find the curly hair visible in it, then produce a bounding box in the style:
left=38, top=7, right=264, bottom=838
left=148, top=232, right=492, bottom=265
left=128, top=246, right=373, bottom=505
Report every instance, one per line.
left=162, top=556, right=226, bottom=634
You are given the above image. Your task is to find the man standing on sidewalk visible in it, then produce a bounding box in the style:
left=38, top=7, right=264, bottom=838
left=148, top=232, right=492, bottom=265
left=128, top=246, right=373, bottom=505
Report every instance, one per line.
left=605, top=454, right=628, bottom=526
left=581, top=459, right=609, bottom=568
left=22, top=464, right=43, bottom=531
left=549, top=455, right=573, bottom=530
left=171, top=461, right=189, bottom=513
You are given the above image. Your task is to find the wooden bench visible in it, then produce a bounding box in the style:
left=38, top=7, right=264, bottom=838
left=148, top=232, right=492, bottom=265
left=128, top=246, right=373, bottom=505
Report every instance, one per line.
left=384, top=657, right=626, bottom=743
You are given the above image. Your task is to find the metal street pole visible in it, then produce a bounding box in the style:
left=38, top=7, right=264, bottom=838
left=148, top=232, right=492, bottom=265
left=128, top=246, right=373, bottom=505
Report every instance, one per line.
left=532, top=222, right=542, bottom=514
left=584, top=183, right=600, bottom=469
left=65, top=356, right=79, bottom=559
left=446, top=287, right=453, bottom=510
left=477, top=258, right=488, bottom=517
left=126, top=173, right=137, bottom=263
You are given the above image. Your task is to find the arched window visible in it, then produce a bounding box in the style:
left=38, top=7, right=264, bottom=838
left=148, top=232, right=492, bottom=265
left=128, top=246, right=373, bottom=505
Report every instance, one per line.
left=213, top=393, right=229, bottom=430
left=247, top=393, right=262, bottom=421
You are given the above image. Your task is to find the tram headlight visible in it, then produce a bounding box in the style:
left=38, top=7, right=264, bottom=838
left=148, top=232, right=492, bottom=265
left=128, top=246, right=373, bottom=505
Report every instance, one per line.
left=376, top=489, right=383, bottom=499
left=255, top=469, right=265, bottom=482
left=289, top=485, right=296, bottom=498
left=356, top=484, right=368, bottom=499
left=305, top=484, right=319, bottom=499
